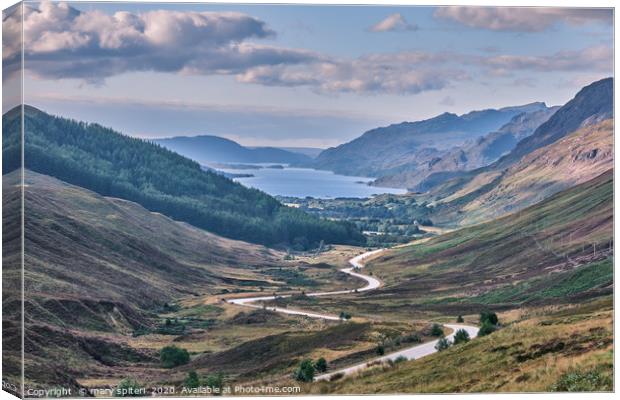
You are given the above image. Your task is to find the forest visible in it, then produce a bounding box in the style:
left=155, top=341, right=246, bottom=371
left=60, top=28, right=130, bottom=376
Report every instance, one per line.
left=2, top=106, right=365, bottom=249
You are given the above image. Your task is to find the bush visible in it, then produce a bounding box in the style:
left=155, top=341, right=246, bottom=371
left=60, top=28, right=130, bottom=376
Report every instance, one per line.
left=453, top=329, right=470, bottom=345
left=160, top=345, right=190, bottom=368
left=376, top=345, right=385, bottom=355
left=394, top=355, right=408, bottom=364
left=478, top=321, right=497, bottom=337
left=114, top=379, right=146, bottom=397
left=430, top=323, right=444, bottom=336
left=434, top=336, right=450, bottom=351
left=314, top=357, right=328, bottom=373
left=480, top=311, right=498, bottom=325
left=184, top=371, right=200, bottom=389
left=205, top=373, right=224, bottom=392
left=456, top=315, right=464, bottom=323
left=550, top=368, right=612, bottom=391
left=339, top=311, right=352, bottom=320
left=294, top=359, right=315, bottom=382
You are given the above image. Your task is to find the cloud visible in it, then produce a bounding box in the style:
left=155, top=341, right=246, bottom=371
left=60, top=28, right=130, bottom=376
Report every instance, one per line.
left=434, top=7, right=612, bottom=32
left=237, top=51, right=468, bottom=95
left=3, top=1, right=317, bottom=82
left=481, top=45, right=612, bottom=74
left=369, top=13, right=418, bottom=32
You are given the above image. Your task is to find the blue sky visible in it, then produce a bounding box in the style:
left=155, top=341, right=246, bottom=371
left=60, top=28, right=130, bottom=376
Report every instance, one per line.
left=5, top=2, right=613, bottom=147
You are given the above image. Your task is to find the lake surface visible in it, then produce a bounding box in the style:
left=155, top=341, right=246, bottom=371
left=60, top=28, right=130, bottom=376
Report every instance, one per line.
left=217, top=164, right=407, bottom=198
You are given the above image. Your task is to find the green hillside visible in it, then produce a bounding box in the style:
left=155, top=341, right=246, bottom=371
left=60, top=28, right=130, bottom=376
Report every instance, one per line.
left=2, top=106, right=364, bottom=248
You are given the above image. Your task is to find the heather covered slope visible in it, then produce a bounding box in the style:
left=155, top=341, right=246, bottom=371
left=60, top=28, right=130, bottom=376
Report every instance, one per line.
left=433, top=119, right=613, bottom=225
left=2, top=106, right=364, bottom=248
left=368, top=170, right=613, bottom=311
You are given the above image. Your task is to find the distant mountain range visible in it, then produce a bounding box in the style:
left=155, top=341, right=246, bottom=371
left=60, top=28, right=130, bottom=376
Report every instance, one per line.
left=373, top=106, right=559, bottom=190
left=425, top=77, right=613, bottom=225
left=310, top=102, right=549, bottom=178
left=154, top=135, right=315, bottom=165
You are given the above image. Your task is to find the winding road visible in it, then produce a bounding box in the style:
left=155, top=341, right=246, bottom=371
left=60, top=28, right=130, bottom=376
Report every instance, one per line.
left=228, top=247, right=478, bottom=381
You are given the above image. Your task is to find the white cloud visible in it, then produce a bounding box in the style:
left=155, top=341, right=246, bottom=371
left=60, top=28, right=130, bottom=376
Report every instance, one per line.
left=369, top=13, right=418, bottom=32
left=481, top=45, right=612, bottom=73
left=3, top=1, right=316, bottom=82
left=434, top=7, right=612, bottom=32
left=237, top=51, right=468, bottom=95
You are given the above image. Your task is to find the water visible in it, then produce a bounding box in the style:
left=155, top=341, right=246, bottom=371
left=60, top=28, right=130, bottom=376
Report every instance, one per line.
left=217, top=164, right=407, bottom=198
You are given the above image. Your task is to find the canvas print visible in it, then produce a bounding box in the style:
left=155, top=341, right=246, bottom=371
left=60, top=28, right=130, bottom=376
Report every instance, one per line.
left=1, top=1, right=614, bottom=397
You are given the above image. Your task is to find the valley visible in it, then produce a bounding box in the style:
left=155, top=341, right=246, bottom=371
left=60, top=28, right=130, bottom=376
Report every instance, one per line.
left=2, top=77, right=614, bottom=395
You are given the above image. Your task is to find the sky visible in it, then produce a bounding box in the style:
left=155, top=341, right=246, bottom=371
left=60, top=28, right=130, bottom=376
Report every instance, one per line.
left=2, top=1, right=614, bottom=147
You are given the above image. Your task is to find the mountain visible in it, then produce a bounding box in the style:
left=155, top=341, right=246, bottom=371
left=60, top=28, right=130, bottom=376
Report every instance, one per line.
left=421, top=78, right=614, bottom=225
left=373, top=106, right=558, bottom=189
left=311, top=102, right=548, bottom=178
left=2, top=106, right=364, bottom=248
left=440, top=119, right=613, bottom=225
left=273, top=147, right=324, bottom=159
left=154, top=135, right=313, bottom=165
left=495, top=77, right=613, bottom=169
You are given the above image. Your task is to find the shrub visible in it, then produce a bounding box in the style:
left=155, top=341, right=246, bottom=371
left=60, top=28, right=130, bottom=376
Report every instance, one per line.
left=294, top=359, right=315, bottom=382
left=314, top=357, right=328, bottom=373
left=480, top=311, right=498, bottom=325
left=339, top=311, right=352, bottom=320
left=453, top=329, right=470, bottom=345
left=394, top=355, right=408, bottom=364
left=205, top=373, right=224, bottom=392
left=114, top=379, right=146, bottom=397
left=430, top=323, right=444, bottom=336
left=376, top=345, right=385, bottom=355
left=456, top=315, right=464, bottom=323
left=160, top=345, right=190, bottom=368
left=550, top=368, right=612, bottom=392
left=478, top=321, right=497, bottom=337
left=184, top=371, right=200, bottom=389
left=434, top=336, right=450, bottom=351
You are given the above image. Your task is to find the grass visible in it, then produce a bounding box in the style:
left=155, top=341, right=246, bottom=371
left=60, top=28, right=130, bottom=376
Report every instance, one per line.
left=307, top=297, right=613, bottom=393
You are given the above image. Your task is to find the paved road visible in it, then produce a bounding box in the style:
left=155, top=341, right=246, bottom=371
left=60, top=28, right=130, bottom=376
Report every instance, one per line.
left=228, top=248, right=478, bottom=380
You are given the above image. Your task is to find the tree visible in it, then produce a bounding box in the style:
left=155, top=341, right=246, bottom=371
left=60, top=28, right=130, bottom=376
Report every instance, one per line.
left=184, top=371, right=200, bottom=389
left=480, top=311, right=498, bottom=326
left=456, top=315, right=464, bottom=323
left=294, top=359, right=315, bottom=382
left=376, top=345, right=385, bottom=355
left=314, top=358, right=328, bottom=373
left=160, top=345, right=190, bottom=368
left=339, top=311, right=352, bottom=320
left=430, top=323, right=444, bottom=337
left=478, top=321, right=497, bottom=336
left=434, top=336, right=450, bottom=351
left=453, top=329, right=470, bottom=345
left=205, top=373, right=224, bottom=393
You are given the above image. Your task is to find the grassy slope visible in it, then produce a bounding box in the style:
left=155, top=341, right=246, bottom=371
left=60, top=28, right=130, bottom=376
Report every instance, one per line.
left=9, top=170, right=361, bottom=390
left=310, top=297, right=612, bottom=393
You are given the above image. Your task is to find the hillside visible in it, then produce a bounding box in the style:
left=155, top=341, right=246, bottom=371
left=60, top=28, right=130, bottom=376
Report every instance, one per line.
left=373, top=107, right=558, bottom=189
left=452, top=119, right=613, bottom=224
left=422, top=77, right=613, bottom=199
left=154, top=135, right=312, bottom=165
left=312, top=297, right=612, bottom=393
left=368, top=169, right=613, bottom=311
left=2, top=106, right=364, bottom=248
left=311, top=102, right=548, bottom=178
